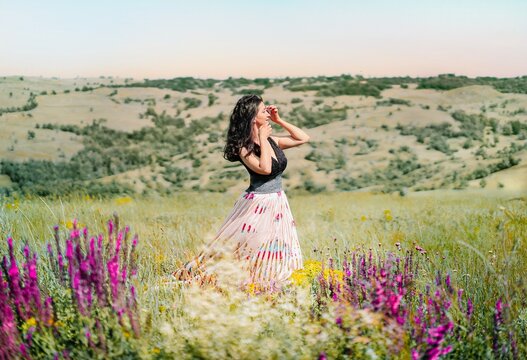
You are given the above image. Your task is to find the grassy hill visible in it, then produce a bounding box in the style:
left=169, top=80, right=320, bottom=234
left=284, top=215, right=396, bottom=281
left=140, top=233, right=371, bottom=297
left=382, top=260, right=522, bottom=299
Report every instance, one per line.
left=1, top=74, right=526, bottom=197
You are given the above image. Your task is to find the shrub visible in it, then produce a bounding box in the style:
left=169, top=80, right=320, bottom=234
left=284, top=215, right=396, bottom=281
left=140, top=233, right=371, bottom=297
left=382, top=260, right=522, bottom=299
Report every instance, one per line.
left=288, top=105, right=347, bottom=128
left=183, top=97, right=202, bottom=110
left=208, top=93, right=218, bottom=106
left=376, top=98, right=411, bottom=107
left=236, top=88, right=264, bottom=96
left=428, top=135, right=453, bottom=155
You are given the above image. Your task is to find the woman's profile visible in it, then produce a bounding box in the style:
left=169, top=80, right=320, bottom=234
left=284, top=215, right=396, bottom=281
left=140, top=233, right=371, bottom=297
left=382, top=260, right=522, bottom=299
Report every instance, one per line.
left=176, top=94, right=310, bottom=290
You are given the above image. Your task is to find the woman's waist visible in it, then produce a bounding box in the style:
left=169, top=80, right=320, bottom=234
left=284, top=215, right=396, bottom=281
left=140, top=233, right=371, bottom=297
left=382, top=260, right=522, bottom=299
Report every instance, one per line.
left=247, top=174, right=283, bottom=193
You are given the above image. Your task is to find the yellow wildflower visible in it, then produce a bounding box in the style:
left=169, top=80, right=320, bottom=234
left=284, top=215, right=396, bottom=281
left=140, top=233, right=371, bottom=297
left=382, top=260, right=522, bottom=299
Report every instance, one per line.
left=391, top=230, right=404, bottom=243
left=5, top=199, right=20, bottom=210
left=22, top=317, right=37, bottom=331
left=115, top=196, right=133, bottom=205
left=246, top=282, right=257, bottom=296
left=291, top=260, right=345, bottom=287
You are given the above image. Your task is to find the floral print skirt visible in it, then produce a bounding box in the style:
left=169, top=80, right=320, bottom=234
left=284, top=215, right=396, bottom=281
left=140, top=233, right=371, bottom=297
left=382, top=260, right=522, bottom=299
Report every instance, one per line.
left=180, top=190, right=303, bottom=289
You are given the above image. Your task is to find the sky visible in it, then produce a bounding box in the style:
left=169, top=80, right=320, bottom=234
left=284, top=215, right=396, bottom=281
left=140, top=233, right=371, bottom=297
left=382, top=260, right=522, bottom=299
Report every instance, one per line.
left=1, top=0, right=526, bottom=79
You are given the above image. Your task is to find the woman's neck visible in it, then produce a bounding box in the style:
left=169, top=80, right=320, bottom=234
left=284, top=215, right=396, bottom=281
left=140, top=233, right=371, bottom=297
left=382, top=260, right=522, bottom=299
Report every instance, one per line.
left=251, top=132, right=260, bottom=146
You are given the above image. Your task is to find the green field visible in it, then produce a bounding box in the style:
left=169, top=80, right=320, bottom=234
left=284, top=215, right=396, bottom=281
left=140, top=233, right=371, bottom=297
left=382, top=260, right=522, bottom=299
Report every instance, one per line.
left=1, top=190, right=526, bottom=358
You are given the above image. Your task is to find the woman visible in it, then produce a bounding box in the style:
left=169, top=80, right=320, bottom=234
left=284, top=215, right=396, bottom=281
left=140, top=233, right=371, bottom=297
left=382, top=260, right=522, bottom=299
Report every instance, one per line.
left=177, top=94, right=310, bottom=290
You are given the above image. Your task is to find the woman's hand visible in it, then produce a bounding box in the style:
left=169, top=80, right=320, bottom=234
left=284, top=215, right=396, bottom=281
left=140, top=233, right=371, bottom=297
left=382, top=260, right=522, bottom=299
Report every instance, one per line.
left=265, top=105, right=281, bottom=124
left=258, top=121, right=273, bottom=139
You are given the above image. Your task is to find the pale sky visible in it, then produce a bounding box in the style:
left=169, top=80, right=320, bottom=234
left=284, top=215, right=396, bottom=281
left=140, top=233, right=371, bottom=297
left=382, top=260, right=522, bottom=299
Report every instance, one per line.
left=1, top=0, right=526, bottom=79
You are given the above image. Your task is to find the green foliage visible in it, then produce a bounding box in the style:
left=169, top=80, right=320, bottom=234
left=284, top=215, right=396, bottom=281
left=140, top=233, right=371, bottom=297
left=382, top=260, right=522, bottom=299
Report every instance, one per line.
left=376, top=98, right=411, bottom=107
left=116, top=77, right=219, bottom=92
left=396, top=122, right=456, bottom=145
left=162, top=164, right=189, bottom=187
left=504, top=120, right=527, bottom=136
left=290, top=80, right=387, bottom=97
left=355, top=138, right=378, bottom=155
left=235, top=88, right=264, bottom=96
left=287, top=105, right=347, bottom=128
left=451, top=111, right=498, bottom=140
left=1, top=110, right=225, bottom=196
left=208, top=93, right=218, bottom=106
left=465, top=155, right=521, bottom=180
left=335, top=152, right=425, bottom=193
left=183, top=97, right=202, bottom=110
left=303, top=179, right=326, bottom=193
left=2, top=192, right=527, bottom=358
left=427, top=134, right=453, bottom=155
left=0, top=94, right=38, bottom=115
left=417, top=74, right=527, bottom=94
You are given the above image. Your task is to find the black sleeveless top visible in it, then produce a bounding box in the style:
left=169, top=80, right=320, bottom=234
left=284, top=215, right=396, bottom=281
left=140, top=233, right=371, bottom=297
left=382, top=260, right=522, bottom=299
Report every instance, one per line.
left=239, top=137, right=287, bottom=184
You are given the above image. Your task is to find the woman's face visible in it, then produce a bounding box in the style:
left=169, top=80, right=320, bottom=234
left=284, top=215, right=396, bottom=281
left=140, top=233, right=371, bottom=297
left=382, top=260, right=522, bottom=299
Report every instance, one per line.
left=253, top=101, right=270, bottom=127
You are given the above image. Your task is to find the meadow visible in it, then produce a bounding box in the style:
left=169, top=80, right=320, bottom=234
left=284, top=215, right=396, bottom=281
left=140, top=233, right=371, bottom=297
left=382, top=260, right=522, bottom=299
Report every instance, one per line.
left=1, top=189, right=526, bottom=359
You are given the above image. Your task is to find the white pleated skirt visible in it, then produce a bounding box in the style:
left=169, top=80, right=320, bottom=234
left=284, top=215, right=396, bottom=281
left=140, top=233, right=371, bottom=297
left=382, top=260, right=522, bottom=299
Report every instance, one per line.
left=183, top=190, right=303, bottom=289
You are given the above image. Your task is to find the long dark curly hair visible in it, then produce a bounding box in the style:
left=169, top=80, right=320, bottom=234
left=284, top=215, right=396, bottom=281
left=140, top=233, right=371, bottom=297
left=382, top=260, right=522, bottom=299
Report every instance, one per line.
left=223, top=94, right=263, bottom=162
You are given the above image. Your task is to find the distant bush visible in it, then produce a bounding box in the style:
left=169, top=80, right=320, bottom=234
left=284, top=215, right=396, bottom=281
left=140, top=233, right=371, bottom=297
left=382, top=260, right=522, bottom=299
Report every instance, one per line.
left=235, top=88, right=264, bottom=96
left=335, top=153, right=425, bottom=193
left=1, top=110, right=226, bottom=196
left=291, top=98, right=303, bottom=104
left=0, top=94, right=38, bottom=116
left=162, top=164, right=189, bottom=188
left=451, top=111, right=498, bottom=140
left=504, top=120, right=527, bottom=135
left=287, top=105, right=347, bottom=128
left=396, top=122, right=456, bottom=144
left=183, top=97, right=202, bottom=110
left=417, top=74, right=478, bottom=90
left=427, top=135, right=453, bottom=155
left=303, top=179, right=326, bottom=193
left=208, top=93, right=218, bottom=106
left=417, top=74, right=527, bottom=94
left=465, top=155, right=521, bottom=181
left=114, top=77, right=219, bottom=92
left=376, top=98, right=411, bottom=107
left=288, top=80, right=388, bottom=98
left=462, top=139, right=473, bottom=149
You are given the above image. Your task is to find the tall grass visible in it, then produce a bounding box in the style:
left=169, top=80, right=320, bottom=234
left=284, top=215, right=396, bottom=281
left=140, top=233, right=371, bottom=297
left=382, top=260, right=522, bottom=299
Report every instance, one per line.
left=1, top=190, right=525, bottom=358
